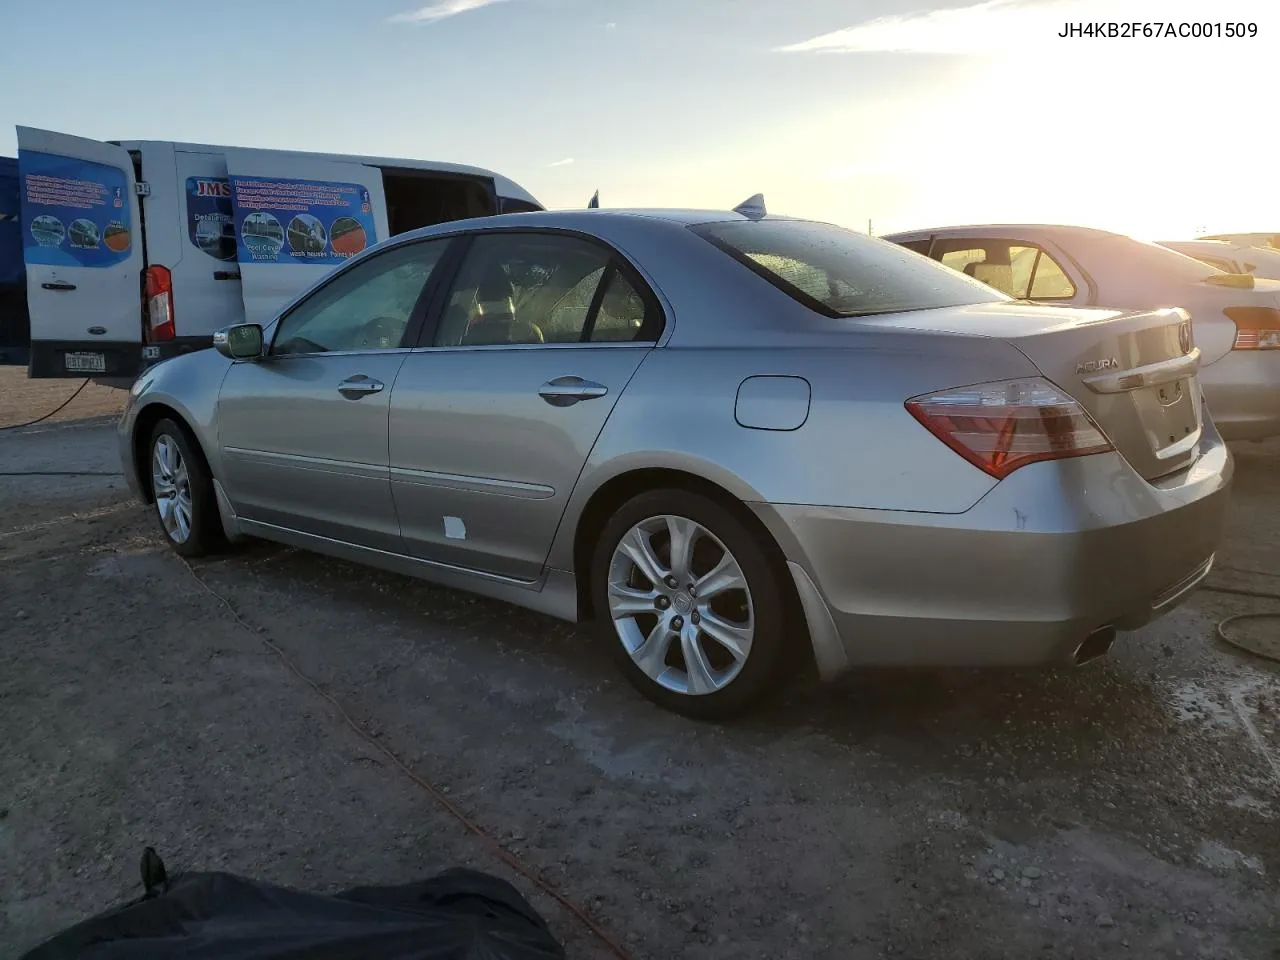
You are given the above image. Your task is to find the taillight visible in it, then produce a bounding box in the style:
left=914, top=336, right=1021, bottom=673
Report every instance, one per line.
left=145, top=265, right=175, bottom=342
left=1225, top=306, right=1280, bottom=350
left=906, top=378, right=1114, bottom=480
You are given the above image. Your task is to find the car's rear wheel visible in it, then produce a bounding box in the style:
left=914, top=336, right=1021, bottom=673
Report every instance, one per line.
left=148, top=418, right=225, bottom=558
left=591, top=489, right=788, bottom=719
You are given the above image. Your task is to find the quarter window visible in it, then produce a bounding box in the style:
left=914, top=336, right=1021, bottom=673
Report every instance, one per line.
left=1023, top=247, right=1076, bottom=299
left=591, top=269, right=651, bottom=341
left=270, top=239, right=447, bottom=356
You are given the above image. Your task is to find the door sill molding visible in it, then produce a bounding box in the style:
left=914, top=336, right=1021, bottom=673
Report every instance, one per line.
left=237, top=518, right=581, bottom=622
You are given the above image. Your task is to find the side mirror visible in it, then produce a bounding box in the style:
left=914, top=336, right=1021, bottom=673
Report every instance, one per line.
left=213, top=323, right=264, bottom=360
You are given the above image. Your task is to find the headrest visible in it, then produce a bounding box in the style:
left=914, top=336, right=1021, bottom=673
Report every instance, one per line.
left=474, top=269, right=515, bottom=306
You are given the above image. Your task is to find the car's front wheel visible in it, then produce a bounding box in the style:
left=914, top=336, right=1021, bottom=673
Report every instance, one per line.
left=148, top=418, right=225, bottom=558
left=591, top=489, right=789, bottom=719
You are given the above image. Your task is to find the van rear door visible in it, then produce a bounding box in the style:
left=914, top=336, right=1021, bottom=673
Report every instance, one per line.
left=222, top=149, right=390, bottom=326
left=17, top=126, right=146, bottom=379
left=171, top=150, right=246, bottom=340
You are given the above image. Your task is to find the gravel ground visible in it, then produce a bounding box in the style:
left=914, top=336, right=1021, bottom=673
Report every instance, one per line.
left=2, top=384, right=1278, bottom=958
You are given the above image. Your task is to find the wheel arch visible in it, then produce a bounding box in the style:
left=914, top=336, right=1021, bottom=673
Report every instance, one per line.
left=568, top=467, right=809, bottom=662
left=132, top=402, right=215, bottom=504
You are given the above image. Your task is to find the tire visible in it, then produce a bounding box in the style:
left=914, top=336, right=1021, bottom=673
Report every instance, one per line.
left=590, top=488, right=789, bottom=720
left=147, top=418, right=226, bottom=558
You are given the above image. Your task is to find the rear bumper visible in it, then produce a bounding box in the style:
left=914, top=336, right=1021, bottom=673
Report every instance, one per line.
left=1200, top=349, right=1280, bottom=440
left=140, top=336, right=214, bottom=372
left=29, top=339, right=142, bottom=379
left=27, top=337, right=215, bottom=380
left=751, top=426, right=1233, bottom=674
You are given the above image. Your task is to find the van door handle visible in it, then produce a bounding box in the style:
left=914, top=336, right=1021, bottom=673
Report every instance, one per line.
left=41, top=281, right=76, bottom=291
left=538, top=376, right=608, bottom=407
left=337, top=375, right=385, bottom=399
left=213, top=270, right=241, bottom=281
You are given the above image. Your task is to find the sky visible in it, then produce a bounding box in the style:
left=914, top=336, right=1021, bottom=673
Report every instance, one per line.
left=1, top=0, right=1275, bottom=238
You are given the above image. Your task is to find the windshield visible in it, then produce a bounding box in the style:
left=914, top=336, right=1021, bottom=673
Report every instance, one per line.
left=693, top=219, right=1007, bottom=317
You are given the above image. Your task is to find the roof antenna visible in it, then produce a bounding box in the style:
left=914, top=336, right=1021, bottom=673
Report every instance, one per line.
left=733, top=193, right=766, bottom=220
left=587, top=190, right=599, bottom=209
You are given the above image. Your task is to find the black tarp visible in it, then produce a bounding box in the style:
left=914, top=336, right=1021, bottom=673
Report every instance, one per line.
left=19, top=849, right=566, bottom=959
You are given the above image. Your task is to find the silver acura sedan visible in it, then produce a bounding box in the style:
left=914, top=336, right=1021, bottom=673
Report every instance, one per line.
left=119, top=203, right=1233, bottom=718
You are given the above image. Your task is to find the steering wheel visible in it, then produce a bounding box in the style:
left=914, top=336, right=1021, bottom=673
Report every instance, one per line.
left=357, top=315, right=405, bottom=349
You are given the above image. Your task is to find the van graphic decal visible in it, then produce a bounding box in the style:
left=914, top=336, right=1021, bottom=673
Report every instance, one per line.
left=19, top=151, right=132, bottom=268
left=186, top=177, right=237, bottom=262
left=229, top=176, right=376, bottom=266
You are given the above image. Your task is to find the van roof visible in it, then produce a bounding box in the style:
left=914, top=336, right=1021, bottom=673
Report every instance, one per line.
left=115, top=139, right=540, bottom=205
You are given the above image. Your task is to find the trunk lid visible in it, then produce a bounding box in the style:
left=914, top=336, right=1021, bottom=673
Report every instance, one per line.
left=862, top=301, right=1204, bottom=480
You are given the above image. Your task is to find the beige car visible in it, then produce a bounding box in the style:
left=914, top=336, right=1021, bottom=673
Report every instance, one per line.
left=885, top=224, right=1280, bottom=441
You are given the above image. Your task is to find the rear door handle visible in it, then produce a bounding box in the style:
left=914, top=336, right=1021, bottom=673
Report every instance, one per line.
left=538, top=376, right=608, bottom=407
left=337, top=375, right=385, bottom=399
left=213, top=270, right=241, bottom=281
left=41, top=281, right=76, bottom=291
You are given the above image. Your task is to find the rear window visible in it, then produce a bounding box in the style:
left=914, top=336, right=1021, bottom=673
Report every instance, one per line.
left=693, top=219, right=1006, bottom=317
left=1089, top=235, right=1219, bottom=282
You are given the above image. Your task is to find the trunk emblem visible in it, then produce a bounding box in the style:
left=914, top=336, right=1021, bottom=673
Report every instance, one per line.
left=1076, top=357, right=1119, bottom=374
left=87, top=326, right=107, bottom=336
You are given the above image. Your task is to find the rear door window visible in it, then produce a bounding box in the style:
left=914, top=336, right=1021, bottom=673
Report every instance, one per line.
left=432, top=232, right=662, bottom=346
left=896, top=237, right=933, bottom=256
left=931, top=238, right=1076, bottom=300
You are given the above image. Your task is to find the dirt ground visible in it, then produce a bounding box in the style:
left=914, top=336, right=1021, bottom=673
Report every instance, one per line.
left=0, top=369, right=126, bottom=430
left=2, top=367, right=1279, bottom=959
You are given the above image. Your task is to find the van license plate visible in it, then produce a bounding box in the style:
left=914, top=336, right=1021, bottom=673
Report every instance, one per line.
left=142, top=345, right=161, bottom=360
left=64, top=352, right=106, bottom=373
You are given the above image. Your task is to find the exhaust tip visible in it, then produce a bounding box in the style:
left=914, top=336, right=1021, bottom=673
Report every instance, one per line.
left=1073, top=626, right=1117, bottom=666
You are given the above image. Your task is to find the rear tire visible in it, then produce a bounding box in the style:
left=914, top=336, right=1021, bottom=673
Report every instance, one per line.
left=590, top=488, right=788, bottom=720
left=147, top=418, right=225, bottom=558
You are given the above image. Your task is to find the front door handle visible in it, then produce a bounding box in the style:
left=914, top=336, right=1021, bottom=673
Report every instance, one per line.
left=41, top=281, right=76, bottom=291
left=337, top=375, right=385, bottom=399
left=538, top=376, right=608, bottom=407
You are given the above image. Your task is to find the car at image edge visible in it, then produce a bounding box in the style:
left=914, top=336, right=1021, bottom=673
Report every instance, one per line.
left=884, top=224, right=1280, bottom=441
left=1156, top=238, right=1280, bottom=280
left=118, top=206, right=1233, bottom=718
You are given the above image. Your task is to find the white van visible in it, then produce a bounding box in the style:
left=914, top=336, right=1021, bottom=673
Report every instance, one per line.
left=14, top=126, right=543, bottom=379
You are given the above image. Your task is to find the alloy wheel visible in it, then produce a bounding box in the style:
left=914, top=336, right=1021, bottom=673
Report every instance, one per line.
left=151, top=435, right=193, bottom=544
left=606, top=514, right=755, bottom=695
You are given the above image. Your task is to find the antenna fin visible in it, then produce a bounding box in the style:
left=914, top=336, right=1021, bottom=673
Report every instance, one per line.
left=733, top=194, right=766, bottom=220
